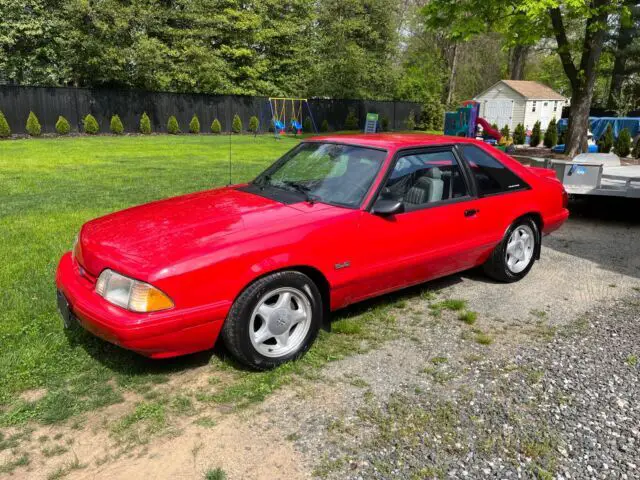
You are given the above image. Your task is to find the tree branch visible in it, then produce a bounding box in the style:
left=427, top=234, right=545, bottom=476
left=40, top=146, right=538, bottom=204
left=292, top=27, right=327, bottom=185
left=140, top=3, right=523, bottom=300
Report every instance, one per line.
left=548, top=7, right=578, bottom=88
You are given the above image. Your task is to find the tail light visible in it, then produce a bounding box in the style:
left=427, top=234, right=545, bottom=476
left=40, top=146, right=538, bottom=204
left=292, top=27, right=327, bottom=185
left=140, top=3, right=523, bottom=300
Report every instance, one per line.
left=562, top=188, right=569, bottom=208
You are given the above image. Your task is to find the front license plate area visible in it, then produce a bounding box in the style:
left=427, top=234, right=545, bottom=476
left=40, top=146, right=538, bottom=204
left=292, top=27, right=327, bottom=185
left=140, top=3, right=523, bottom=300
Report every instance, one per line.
left=57, top=290, right=73, bottom=329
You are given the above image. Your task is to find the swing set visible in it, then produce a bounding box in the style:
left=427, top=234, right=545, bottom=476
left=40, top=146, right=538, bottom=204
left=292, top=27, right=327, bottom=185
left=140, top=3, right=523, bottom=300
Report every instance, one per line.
left=268, top=97, right=317, bottom=138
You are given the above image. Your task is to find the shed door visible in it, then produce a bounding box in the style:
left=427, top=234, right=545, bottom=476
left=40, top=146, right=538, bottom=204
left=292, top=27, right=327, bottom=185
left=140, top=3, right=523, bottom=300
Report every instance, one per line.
left=483, top=100, right=513, bottom=130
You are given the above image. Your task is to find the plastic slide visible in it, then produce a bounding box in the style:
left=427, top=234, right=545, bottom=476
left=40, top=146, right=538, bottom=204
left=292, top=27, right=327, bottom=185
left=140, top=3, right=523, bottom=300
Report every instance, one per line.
left=476, top=117, right=502, bottom=141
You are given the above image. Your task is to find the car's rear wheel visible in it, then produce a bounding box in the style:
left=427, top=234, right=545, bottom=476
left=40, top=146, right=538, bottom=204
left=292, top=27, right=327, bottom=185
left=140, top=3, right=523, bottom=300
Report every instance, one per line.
left=483, top=217, right=539, bottom=282
left=221, top=271, right=322, bottom=369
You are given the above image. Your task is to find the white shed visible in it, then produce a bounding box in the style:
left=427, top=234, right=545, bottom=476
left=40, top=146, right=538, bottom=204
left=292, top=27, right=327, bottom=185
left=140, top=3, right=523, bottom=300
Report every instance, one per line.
left=474, top=80, right=567, bottom=132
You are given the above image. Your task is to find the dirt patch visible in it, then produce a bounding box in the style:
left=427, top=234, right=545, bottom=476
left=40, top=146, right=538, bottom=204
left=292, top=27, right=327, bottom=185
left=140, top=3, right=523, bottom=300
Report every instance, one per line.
left=18, top=389, right=47, bottom=403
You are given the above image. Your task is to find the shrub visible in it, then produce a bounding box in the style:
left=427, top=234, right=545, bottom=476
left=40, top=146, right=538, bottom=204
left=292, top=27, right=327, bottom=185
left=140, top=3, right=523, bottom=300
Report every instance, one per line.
left=615, top=127, right=631, bottom=157
left=404, top=110, right=416, bottom=131
left=302, top=116, right=312, bottom=133
left=232, top=114, right=242, bottom=134
left=344, top=108, right=358, bottom=130
left=110, top=115, right=124, bottom=135
left=543, top=118, right=558, bottom=148
left=167, top=115, right=180, bottom=134
left=55, top=116, right=71, bottom=135
left=248, top=115, right=259, bottom=133
left=491, top=122, right=499, bottom=131
left=26, top=111, right=42, bottom=136
left=320, top=119, right=329, bottom=132
left=83, top=114, right=99, bottom=134
left=419, top=95, right=445, bottom=131
left=597, top=124, right=613, bottom=153
left=530, top=121, right=541, bottom=147
left=140, top=112, right=152, bottom=134
left=633, top=137, right=640, bottom=159
left=211, top=118, right=222, bottom=134
left=513, top=123, right=525, bottom=145
left=0, top=111, right=11, bottom=138
left=500, top=124, right=510, bottom=140
left=189, top=114, right=200, bottom=134
left=380, top=115, right=389, bottom=132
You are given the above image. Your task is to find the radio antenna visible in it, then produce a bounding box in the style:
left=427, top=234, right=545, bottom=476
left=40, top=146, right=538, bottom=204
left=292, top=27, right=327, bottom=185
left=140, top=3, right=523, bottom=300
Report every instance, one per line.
left=227, top=129, right=232, bottom=186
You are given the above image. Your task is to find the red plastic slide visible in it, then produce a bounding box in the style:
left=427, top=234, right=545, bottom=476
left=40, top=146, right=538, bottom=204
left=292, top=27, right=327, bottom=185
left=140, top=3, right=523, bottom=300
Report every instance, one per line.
left=476, top=117, right=502, bottom=141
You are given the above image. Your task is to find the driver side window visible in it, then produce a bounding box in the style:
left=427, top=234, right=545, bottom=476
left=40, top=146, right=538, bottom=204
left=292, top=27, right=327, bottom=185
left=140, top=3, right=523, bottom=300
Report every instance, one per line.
left=382, top=150, right=469, bottom=209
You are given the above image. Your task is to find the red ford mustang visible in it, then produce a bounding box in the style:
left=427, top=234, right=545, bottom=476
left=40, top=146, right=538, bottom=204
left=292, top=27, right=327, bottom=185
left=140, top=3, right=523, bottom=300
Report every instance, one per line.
left=56, top=134, right=568, bottom=368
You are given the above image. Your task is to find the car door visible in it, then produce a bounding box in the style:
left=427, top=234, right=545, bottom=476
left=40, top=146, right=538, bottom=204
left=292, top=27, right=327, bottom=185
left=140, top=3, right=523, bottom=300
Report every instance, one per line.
left=349, top=146, right=487, bottom=301
left=456, top=143, right=533, bottom=248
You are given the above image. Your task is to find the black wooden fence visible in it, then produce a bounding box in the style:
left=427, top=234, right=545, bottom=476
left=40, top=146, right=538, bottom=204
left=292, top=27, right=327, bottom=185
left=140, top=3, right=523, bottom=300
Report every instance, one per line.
left=0, top=86, right=421, bottom=135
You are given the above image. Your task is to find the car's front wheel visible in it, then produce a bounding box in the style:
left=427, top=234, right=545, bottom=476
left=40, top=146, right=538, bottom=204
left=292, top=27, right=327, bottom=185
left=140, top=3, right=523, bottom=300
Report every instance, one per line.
left=221, top=271, right=323, bottom=369
left=483, top=217, right=539, bottom=282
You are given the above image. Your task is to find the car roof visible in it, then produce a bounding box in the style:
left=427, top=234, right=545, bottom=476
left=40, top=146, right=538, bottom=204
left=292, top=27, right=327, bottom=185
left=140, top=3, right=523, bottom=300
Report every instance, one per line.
left=305, top=133, right=483, bottom=150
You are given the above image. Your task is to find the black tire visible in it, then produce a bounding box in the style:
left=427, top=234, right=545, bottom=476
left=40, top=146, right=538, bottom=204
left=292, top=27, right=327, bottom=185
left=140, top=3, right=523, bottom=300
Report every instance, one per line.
left=221, top=270, right=323, bottom=370
left=483, top=217, right=539, bottom=283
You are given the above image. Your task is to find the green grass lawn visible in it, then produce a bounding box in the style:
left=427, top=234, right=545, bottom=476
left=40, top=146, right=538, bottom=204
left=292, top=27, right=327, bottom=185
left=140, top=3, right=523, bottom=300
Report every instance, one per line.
left=0, top=132, right=439, bottom=432
left=0, top=135, right=299, bottom=420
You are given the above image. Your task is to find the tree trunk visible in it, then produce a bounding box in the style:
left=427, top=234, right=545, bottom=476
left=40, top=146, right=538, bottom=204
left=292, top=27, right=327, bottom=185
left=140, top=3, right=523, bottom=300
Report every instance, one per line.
left=445, top=42, right=458, bottom=105
left=549, top=1, right=609, bottom=157
left=509, top=45, right=529, bottom=80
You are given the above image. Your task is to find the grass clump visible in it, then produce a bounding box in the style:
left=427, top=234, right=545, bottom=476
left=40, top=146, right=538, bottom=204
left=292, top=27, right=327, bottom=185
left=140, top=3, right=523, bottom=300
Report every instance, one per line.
left=626, top=354, right=638, bottom=366
left=42, top=444, right=68, bottom=457
left=0, top=453, right=30, bottom=475
left=204, top=467, right=227, bottom=480
left=475, top=332, right=493, bottom=345
left=332, top=318, right=363, bottom=335
left=458, top=311, right=477, bottom=325
left=83, top=114, right=99, bottom=135
left=46, top=454, right=86, bottom=480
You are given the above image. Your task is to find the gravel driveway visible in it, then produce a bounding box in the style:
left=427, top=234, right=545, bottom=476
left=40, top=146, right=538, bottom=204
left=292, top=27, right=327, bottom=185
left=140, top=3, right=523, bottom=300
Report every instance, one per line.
left=249, top=197, right=640, bottom=479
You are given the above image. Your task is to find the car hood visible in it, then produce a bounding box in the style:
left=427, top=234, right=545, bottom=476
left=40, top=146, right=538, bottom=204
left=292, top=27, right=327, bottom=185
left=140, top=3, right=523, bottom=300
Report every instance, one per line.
left=77, top=186, right=330, bottom=278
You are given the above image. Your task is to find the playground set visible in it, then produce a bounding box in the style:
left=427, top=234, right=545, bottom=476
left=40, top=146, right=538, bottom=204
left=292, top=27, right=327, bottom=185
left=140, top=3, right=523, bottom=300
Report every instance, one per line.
left=444, top=100, right=502, bottom=144
left=268, top=97, right=317, bottom=138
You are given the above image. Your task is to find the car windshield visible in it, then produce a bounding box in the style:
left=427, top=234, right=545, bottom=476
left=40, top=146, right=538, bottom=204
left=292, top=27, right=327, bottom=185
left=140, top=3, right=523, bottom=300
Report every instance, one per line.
left=253, top=142, right=388, bottom=208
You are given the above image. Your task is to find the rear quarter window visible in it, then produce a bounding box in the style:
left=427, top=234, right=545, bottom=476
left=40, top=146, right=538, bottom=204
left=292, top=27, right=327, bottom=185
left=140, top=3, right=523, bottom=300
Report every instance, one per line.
left=460, top=145, right=528, bottom=196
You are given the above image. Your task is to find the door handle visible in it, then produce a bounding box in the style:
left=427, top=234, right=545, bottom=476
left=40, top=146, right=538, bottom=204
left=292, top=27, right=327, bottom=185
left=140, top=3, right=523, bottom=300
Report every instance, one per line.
left=464, top=209, right=479, bottom=217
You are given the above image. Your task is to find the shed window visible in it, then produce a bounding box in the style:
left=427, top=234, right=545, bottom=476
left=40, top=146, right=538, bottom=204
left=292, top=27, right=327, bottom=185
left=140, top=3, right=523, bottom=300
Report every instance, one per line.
left=553, top=101, right=558, bottom=112
left=532, top=101, right=537, bottom=112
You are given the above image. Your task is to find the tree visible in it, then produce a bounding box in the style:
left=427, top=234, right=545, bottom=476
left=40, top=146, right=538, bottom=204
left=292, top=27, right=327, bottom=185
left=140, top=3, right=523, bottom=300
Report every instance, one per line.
left=344, top=109, right=359, bottom=130
left=543, top=118, right=558, bottom=148
left=248, top=116, right=259, bottom=134
left=606, top=1, right=640, bottom=109
left=167, top=116, right=180, bottom=134
left=211, top=118, right=222, bottom=134
left=232, top=114, right=243, bottom=134
left=189, top=115, right=200, bottom=134
left=140, top=113, right=152, bottom=134
left=513, top=124, right=525, bottom=145
left=110, top=115, right=124, bottom=135
left=615, top=128, right=631, bottom=157
left=55, top=116, right=71, bottom=135
left=530, top=121, right=541, bottom=147
left=0, top=111, right=11, bottom=138
left=423, top=0, right=620, bottom=157
left=597, top=124, right=614, bottom=152
left=83, top=114, right=99, bottom=134
left=632, top=138, right=640, bottom=158
left=26, top=112, right=42, bottom=136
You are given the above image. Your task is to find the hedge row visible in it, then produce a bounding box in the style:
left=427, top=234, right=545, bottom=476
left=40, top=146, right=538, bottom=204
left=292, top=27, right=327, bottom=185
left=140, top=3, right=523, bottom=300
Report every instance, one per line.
left=0, top=111, right=270, bottom=137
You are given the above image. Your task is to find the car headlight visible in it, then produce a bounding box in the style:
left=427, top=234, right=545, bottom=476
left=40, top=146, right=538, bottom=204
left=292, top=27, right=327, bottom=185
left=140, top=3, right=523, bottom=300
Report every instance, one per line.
left=95, top=269, right=174, bottom=313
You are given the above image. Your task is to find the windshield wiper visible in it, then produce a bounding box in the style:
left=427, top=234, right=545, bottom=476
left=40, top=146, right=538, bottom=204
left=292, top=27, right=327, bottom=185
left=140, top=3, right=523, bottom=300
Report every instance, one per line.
left=253, top=174, right=271, bottom=190
left=283, top=181, right=315, bottom=204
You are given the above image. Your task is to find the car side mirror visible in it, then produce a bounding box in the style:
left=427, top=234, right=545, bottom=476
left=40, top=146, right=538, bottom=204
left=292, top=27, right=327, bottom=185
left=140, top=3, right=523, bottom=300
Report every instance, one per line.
left=372, top=198, right=405, bottom=216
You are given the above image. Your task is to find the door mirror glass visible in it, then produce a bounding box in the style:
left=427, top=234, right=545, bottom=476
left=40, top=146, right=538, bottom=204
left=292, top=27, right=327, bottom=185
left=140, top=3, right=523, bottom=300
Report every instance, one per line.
left=372, top=198, right=405, bottom=216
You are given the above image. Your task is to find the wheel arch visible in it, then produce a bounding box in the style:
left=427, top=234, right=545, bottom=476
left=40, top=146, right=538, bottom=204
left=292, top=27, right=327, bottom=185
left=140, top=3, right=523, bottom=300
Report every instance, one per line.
left=233, top=264, right=332, bottom=332
left=514, top=211, right=543, bottom=260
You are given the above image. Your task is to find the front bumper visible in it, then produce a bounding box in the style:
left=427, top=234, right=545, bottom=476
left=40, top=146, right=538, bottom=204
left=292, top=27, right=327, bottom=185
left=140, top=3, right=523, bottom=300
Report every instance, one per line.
left=55, top=252, right=229, bottom=358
